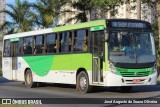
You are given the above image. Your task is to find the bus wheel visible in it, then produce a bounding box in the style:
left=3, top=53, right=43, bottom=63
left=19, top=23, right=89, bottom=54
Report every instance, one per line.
left=120, top=86, right=132, bottom=92
left=77, top=71, right=92, bottom=93
left=25, top=69, right=37, bottom=88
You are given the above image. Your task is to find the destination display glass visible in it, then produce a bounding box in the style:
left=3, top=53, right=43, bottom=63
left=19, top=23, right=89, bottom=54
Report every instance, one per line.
left=106, top=20, right=151, bottom=29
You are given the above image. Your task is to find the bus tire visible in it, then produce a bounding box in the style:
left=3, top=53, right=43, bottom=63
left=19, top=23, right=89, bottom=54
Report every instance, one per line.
left=25, top=69, right=37, bottom=88
left=77, top=71, right=92, bottom=93
left=120, top=86, right=132, bottom=92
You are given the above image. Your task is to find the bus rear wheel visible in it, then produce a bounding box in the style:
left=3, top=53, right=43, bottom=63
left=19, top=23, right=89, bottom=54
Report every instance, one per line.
left=25, top=69, right=37, bottom=88
left=77, top=71, right=92, bottom=93
left=120, top=86, right=132, bottom=92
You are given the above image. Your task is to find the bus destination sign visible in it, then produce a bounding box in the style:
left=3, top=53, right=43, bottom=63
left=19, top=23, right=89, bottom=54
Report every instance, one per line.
left=10, top=38, right=19, bottom=42
left=106, top=20, right=151, bottom=29
left=111, top=22, right=147, bottom=28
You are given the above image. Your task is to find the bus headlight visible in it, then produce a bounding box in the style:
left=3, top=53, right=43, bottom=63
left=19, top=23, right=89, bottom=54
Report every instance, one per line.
left=109, top=61, right=117, bottom=74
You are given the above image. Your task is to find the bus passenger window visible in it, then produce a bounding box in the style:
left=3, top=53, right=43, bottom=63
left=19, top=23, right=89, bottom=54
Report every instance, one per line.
left=60, top=32, right=72, bottom=53
left=74, top=29, right=88, bottom=52
left=24, top=37, right=33, bottom=55
left=46, top=33, right=57, bottom=53
left=3, top=40, right=10, bottom=57
left=34, top=35, right=44, bottom=54
left=18, top=38, right=23, bottom=55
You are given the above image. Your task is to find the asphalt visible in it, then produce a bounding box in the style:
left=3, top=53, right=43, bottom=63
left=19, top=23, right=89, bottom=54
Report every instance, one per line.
left=0, top=77, right=160, bottom=107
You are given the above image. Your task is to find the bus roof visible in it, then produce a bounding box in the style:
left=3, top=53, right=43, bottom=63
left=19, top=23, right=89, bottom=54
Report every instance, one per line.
left=3, top=19, right=152, bottom=40
left=4, top=20, right=106, bottom=40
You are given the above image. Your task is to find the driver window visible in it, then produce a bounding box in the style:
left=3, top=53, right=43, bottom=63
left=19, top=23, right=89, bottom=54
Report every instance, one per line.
left=108, top=32, right=119, bottom=51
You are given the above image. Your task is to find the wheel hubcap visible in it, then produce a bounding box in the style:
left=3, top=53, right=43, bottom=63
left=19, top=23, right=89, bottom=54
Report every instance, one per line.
left=80, top=76, right=87, bottom=90
left=26, top=73, right=31, bottom=85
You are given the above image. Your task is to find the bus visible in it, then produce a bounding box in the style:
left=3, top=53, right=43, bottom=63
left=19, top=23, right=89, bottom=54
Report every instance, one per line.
left=2, top=19, right=157, bottom=93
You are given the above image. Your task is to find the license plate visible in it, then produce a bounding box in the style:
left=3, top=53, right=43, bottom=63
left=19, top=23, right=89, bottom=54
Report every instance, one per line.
left=133, top=79, right=141, bottom=83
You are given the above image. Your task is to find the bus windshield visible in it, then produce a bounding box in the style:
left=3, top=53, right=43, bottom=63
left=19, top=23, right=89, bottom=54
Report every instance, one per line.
left=108, top=31, right=156, bottom=64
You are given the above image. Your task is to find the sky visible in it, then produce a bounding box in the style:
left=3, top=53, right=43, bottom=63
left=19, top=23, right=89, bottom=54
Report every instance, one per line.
left=6, top=0, right=36, bottom=21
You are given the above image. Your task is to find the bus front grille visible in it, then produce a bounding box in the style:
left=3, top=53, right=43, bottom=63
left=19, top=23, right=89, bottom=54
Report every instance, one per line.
left=118, top=70, right=151, bottom=77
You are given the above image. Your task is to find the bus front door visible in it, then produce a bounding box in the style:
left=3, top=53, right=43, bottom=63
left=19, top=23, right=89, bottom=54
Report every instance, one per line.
left=92, top=32, right=104, bottom=83
left=11, top=42, right=18, bottom=80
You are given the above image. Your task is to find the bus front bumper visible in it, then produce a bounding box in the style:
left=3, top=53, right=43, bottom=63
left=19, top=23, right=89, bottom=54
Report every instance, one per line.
left=105, top=71, right=158, bottom=86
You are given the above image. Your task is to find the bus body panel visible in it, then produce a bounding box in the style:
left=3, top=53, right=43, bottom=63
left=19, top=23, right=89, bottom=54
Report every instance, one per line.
left=2, top=58, right=12, bottom=80
left=105, top=71, right=157, bottom=86
left=17, top=57, right=29, bottom=81
left=15, top=53, right=93, bottom=85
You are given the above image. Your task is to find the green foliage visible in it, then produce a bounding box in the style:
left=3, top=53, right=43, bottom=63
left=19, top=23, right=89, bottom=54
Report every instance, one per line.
left=95, top=0, right=124, bottom=18
left=90, top=0, right=123, bottom=7
left=0, top=0, right=35, bottom=34
left=152, top=20, right=160, bottom=72
left=69, top=0, right=91, bottom=23
left=31, top=1, right=53, bottom=28
left=152, top=19, right=159, bottom=50
left=152, top=20, right=159, bottom=37
left=32, top=0, right=70, bottom=27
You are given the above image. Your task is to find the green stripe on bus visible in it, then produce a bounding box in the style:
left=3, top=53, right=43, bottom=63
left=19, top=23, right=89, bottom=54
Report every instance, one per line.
left=23, top=55, right=53, bottom=76
left=23, top=53, right=92, bottom=77
left=52, top=20, right=106, bottom=33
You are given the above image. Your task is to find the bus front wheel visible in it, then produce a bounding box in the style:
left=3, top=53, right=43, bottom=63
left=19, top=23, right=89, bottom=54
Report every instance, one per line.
left=76, top=71, right=92, bottom=93
left=25, top=69, right=37, bottom=88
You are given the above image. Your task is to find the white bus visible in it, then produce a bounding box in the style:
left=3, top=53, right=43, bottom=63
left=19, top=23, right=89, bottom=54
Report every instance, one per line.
left=2, top=19, right=157, bottom=93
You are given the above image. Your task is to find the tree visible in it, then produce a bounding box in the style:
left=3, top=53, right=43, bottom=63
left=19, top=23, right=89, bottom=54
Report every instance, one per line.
left=156, top=2, right=160, bottom=48
left=67, top=0, right=124, bottom=23
left=93, top=0, right=124, bottom=19
left=140, top=0, right=160, bottom=73
left=0, top=0, right=34, bottom=34
left=32, top=0, right=70, bottom=27
left=31, top=1, right=53, bottom=28
left=156, top=1, right=160, bottom=72
left=66, top=0, right=91, bottom=23
left=140, top=0, right=160, bottom=48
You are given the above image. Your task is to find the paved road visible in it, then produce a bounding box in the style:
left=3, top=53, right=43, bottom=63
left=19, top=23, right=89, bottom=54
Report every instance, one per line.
left=0, top=77, right=160, bottom=107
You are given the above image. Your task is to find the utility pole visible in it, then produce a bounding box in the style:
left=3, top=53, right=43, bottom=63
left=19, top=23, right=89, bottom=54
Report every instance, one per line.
left=137, top=0, right=141, bottom=19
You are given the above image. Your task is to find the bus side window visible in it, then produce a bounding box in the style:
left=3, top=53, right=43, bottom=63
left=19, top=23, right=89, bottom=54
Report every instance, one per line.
left=46, top=33, right=57, bottom=53
left=34, top=35, right=44, bottom=54
left=18, top=38, right=23, bottom=55
left=60, top=32, right=72, bottom=53
left=24, top=37, right=33, bottom=55
left=74, top=29, right=88, bottom=52
left=3, top=40, right=10, bottom=57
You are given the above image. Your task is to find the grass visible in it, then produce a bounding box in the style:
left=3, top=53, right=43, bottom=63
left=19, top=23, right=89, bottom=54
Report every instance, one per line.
left=0, top=105, right=38, bottom=107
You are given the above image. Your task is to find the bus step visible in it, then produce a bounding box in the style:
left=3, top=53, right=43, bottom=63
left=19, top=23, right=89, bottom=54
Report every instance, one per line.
left=91, top=82, right=104, bottom=86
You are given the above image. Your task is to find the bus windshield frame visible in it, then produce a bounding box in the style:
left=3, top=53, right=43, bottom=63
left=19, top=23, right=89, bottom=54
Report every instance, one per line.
left=108, top=30, right=156, bottom=68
